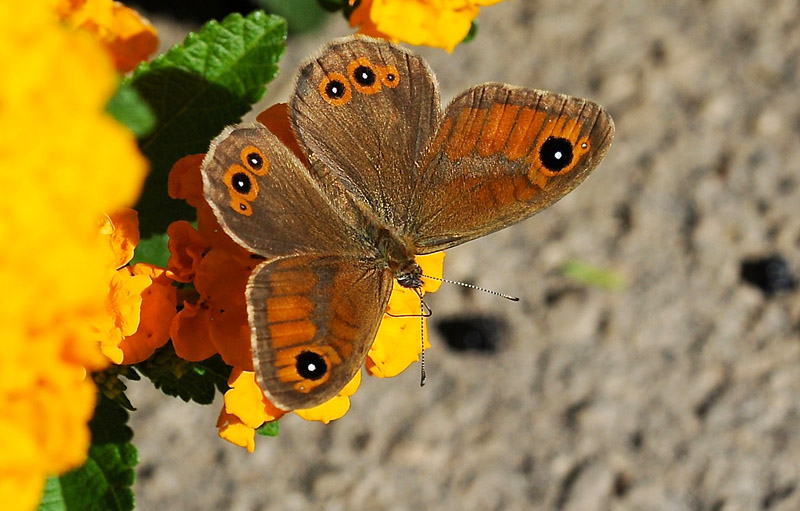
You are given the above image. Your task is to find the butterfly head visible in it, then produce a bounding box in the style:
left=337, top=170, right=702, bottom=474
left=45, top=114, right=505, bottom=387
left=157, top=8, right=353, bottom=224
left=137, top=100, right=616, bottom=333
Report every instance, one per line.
left=396, top=260, right=423, bottom=289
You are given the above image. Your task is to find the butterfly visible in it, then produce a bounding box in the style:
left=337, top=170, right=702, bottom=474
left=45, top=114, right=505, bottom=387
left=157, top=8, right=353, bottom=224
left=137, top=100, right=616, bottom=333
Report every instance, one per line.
left=201, top=36, right=614, bottom=411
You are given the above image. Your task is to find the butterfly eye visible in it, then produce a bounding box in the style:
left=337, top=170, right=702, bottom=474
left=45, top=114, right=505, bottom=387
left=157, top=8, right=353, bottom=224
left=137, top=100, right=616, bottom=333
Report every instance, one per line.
left=347, top=58, right=381, bottom=95
left=241, top=146, right=269, bottom=175
left=319, top=72, right=352, bottom=106
left=538, top=137, right=574, bottom=173
left=296, top=351, right=327, bottom=381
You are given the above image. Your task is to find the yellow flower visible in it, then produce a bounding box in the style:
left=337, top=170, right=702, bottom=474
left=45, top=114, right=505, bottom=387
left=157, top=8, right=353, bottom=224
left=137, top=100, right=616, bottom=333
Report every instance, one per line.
left=0, top=2, right=148, bottom=510
left=350, top=0, right=507, bottom=51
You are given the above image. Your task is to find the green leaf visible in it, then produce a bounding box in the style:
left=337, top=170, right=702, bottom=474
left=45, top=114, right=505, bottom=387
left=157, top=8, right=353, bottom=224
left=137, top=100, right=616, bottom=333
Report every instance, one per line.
left=89, top=394, right=134, bottom=445
left=462, top=20, right=479, bottom=44
left=130, top=11, right=287, bottom=236
left=106, top=82, right=156, bottom=137
left=135, top=343, right=232, bottom=404
left=38, top=395, right=138, bottom=511
left=256, top=0, right=327, bottom=33
left=256, top=421, right=280, bottom=437
left=129, top=231, right=170, bottom=267
left=92, top=365, right=140, bottom=413
left=560, top=260, right=628, bottom=290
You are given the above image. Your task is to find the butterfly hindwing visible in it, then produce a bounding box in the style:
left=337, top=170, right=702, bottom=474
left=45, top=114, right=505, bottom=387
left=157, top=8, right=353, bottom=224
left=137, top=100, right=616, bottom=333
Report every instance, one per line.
left=248, top=254, right=393, bottom=410
left=409, top=83, right=615, bottom=253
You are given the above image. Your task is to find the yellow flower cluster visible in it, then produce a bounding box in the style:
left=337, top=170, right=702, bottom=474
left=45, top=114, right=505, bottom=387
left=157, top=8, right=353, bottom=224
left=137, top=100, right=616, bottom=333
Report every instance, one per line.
left=350, top=0, right=507, bottom=51
left=0, top=3, right=148, bottom=510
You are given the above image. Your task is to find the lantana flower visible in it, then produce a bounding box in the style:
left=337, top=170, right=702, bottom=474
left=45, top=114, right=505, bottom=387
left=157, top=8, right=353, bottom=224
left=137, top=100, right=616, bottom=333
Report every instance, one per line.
left=97, top=209, right=177, bottom=365
left=0, top=2, right=153, bottom=510
left=349, top=0, right=507, bottom=52
left=55, top=0, right=159, bottom=72
left=166, top=104, right=445, bottom=450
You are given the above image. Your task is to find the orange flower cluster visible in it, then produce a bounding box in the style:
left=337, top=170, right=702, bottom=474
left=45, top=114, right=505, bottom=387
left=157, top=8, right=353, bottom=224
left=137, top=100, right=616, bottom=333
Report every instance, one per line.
left=163, top=104, right=444, bottom=451
left=97, top=210, right=176, bottom=365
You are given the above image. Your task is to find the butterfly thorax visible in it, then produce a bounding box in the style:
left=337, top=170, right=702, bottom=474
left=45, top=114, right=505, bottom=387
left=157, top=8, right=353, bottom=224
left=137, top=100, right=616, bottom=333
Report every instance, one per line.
left=365, top=218, right=422, bottom=289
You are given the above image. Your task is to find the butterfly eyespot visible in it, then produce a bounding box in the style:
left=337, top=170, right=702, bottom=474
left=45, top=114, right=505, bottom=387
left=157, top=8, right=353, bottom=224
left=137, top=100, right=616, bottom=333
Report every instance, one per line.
left=538, top=137, right=574, bottom=173
left=296, top=351, right=327, bottom=381
left=347, top=58, right=381, bottom=95
left=224, top=165, right=259, bottom=201
left=231, top=172, right=252, bottom=194
left=319, top=72, right=352, bottom=106
left=230, top=198, right=252, bottom=216
left=326, top=81, right=346, bottom=99
left=241, top=146, right=269, bottom=175
left=379, top=64, right=400, bottom=88
left=353, top=65, right=376, bottom=86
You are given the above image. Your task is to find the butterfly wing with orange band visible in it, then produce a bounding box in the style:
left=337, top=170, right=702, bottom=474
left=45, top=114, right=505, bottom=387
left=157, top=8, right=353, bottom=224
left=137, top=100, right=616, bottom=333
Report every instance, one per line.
left=408, top=83, right=615, bottom=253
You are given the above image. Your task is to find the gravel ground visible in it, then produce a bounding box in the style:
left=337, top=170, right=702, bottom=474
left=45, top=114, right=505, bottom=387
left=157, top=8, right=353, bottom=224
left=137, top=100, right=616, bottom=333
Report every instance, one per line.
left=129, top=1, right=800, bottom=510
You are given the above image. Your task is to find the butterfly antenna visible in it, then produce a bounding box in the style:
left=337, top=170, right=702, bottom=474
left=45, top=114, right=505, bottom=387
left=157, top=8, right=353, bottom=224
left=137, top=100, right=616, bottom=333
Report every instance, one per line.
left=422, top=274, right=520, bottom=301
left=417, top=288, right=427, bottom=387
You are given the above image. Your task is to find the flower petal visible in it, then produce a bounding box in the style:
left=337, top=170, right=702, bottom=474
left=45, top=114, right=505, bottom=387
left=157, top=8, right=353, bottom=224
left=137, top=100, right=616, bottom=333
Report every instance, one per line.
left=194, top=250, right=259, bottom=369
left=104, top=208, right=139, bottom=269
left=166, top=220, right=208, bottom=283
left=418, top=251, right=445, bottom=293
left=217, top=410, right=256, bottom=453
left=367, top=311, right=430, bottom=378
left=223, top=369, right=285, bottom=428
left=294, top=371, right=362, bottom=423
left=168, top=154, right=206, bottom=208
left=119, top=264, right=177, bottom=364
left=169, top=302, right=218, bottom=362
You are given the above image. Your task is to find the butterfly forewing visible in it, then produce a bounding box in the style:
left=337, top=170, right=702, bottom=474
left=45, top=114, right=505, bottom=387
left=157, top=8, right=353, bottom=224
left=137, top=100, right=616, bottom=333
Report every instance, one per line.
left=290, top=36, right=442, bottom=228
left=248, top=255, right=393, bottom=410
left=408, top=84, right=614, bottom=253
left=202, top=124, right=364, bottom=258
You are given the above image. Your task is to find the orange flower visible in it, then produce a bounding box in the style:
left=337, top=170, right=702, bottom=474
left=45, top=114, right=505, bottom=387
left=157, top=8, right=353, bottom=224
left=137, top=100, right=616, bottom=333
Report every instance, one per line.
left=169, top=104, right=444, bottom=449
left=55, top=0, right=159, bottom=72
left=96, top=209, right=177, bottom=364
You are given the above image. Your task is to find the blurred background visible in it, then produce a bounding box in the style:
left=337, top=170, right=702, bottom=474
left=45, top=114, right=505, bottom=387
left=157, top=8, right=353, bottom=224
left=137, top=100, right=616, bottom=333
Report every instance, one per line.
left=127, top=1, right=800, bottom=509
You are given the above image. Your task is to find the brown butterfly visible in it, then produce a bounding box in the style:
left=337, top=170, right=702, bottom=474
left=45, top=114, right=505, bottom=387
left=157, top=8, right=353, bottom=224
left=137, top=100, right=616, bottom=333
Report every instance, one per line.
left=202, top=36, right=614, bottom=411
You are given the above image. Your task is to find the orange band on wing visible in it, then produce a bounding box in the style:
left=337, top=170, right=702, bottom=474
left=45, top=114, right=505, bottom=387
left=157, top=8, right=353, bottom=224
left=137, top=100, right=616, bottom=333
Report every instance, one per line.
left=478, top=103, right=520, bottom=157
left=266, top=295, right=314, bottom=323
left=505, top=107, right=547, bottom=161
left=268, top=320, right=318, bottom=349
left=446, top=107, right=488, bottom=160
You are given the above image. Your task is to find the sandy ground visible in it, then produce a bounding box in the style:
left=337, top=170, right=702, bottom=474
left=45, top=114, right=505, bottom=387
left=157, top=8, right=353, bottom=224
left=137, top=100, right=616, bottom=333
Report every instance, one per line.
left=129, top=1, right=800, bottom=510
